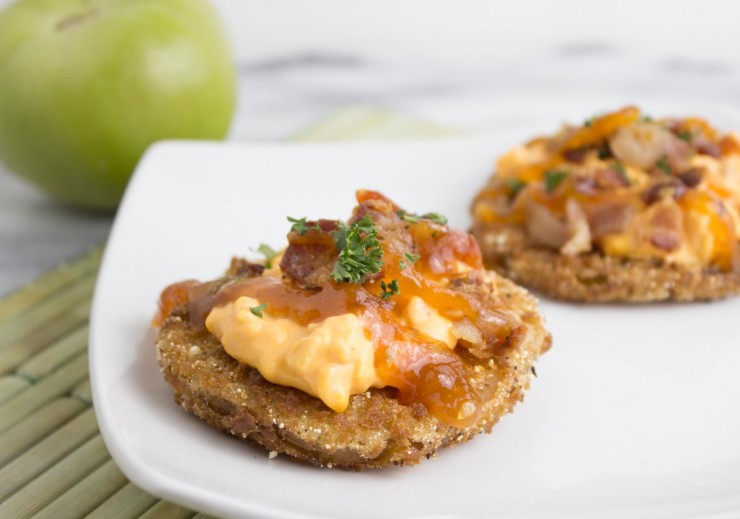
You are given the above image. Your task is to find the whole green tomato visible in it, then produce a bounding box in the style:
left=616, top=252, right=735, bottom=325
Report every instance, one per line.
left=0, top=0, right=236, bottom=210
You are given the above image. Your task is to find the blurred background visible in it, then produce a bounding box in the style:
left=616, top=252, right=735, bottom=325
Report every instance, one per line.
left=2, top=0, right=739, bottom=294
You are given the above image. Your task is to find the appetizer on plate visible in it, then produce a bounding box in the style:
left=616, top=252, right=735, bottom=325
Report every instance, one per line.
left=153, top=190, right=550, bottom=470
left=472, top=106, right=740, bottom=302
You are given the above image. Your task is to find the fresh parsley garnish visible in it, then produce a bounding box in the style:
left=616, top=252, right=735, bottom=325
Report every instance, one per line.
left=612, top=162, right=631, bottom=185
left=656, top=155, right=672, bottom=175
left=380, top=279, right=400, bottom=300
left=507, top=178, right=526, bottom=197
left=287, top=216, right=310, bottom=235
left=396, top=210, right=448, bottom=225
left=641, top=115, right=653, bottom=122
left=331, top=223, right=347, bottom=251
left=544, top=170, right=569, bottom=193
left=258, top=243, right=277, bottom=268
left=396, top=210, right=419, bottom=223
left=330, top=216, right=384, bottom=284
left=404, top=252, right=420, bottom=264
left=250, top=303, right=268, bottom=318
left=422, top=212, right=448, bottom=224
left=399, top=252, right=420, bottom=270
left=676, top=130, right=692, bottom=142
left=584, top=117, right=595, bottom=128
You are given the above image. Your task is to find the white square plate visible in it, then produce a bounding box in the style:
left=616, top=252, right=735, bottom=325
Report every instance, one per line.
left=91, top=106, right=740, bottom=519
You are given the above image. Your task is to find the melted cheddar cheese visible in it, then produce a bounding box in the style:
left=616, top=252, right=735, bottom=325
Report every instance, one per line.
left=156, top=191, right=516, bottom=428
left=473, top=107, right=740, bottom=271
left=205, top=293, right=464, bottom=413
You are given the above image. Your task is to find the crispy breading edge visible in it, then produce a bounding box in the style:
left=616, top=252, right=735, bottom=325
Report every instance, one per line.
left=155, top=273, right=550, bottom=470
left=473, top=222, right=740, bottom=302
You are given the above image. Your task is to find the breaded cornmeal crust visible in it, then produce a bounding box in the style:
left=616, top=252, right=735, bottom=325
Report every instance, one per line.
left=472, top=106, right=740, bottom=302
left=156, top=271, right=550, bottom=470
left=474, top=223, right=740, bottom=302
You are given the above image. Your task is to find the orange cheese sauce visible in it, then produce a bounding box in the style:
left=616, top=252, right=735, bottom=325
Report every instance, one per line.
left=473, top=107, right=740, bottom=271
left=156, top=193, right=513, bottom=427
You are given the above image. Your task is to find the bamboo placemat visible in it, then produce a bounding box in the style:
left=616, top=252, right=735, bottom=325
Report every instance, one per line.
left=0, top=106, right=454, bottom=519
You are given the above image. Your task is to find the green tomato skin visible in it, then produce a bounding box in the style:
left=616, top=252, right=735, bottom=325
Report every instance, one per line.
left=0, top=0, right=236, bottom=211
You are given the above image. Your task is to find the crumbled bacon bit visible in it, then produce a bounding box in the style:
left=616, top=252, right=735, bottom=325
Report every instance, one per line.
left=562, top=147, right=589, bottom=164
left=587, top=203, right=635, bottom=238
left=677, top=168, right=703, bottom=188
left=695, top=139, right=722, bottom=158
left=595, top=167, right=630, bottom=189
left=280, top=220, right=340, bottom=289
left=641, top=179, right=687, bottom=205
left=228, top=258, right=265, bottom=277
left=650, top=234, right=681, bottom=251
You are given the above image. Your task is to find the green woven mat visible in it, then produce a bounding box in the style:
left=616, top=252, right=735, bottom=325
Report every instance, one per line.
left=0, top=106, right=451, bottom=519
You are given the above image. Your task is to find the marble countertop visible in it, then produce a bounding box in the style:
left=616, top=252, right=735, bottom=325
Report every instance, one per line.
left=2, top=1, right=740, bottom=295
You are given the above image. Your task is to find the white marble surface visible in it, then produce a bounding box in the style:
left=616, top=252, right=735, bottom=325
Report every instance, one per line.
left=2, top=0, right=740, bottom=295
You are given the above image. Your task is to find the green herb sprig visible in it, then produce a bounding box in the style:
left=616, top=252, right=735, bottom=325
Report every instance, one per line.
left=507, top=178, right=526, bottom=197
left=544, top=170, right=569, bottom=193
left=399, top=252, right=420, bottom=270
left=656, top=155, right=672, bottom=176
left=250, top=303, right=268, bottom=318
left=380, top=279, right=400, bottom=300
left=258, top=243, right=277, bottom=268
left=612, top=162, right=632, bottom=185
left=422, top=212, right=448, bottom=224
left=330, top=217, right=384, bottom=284
left=287, top=216, right=319, bottom=235
left=396, top=210, right=448, bottom=225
